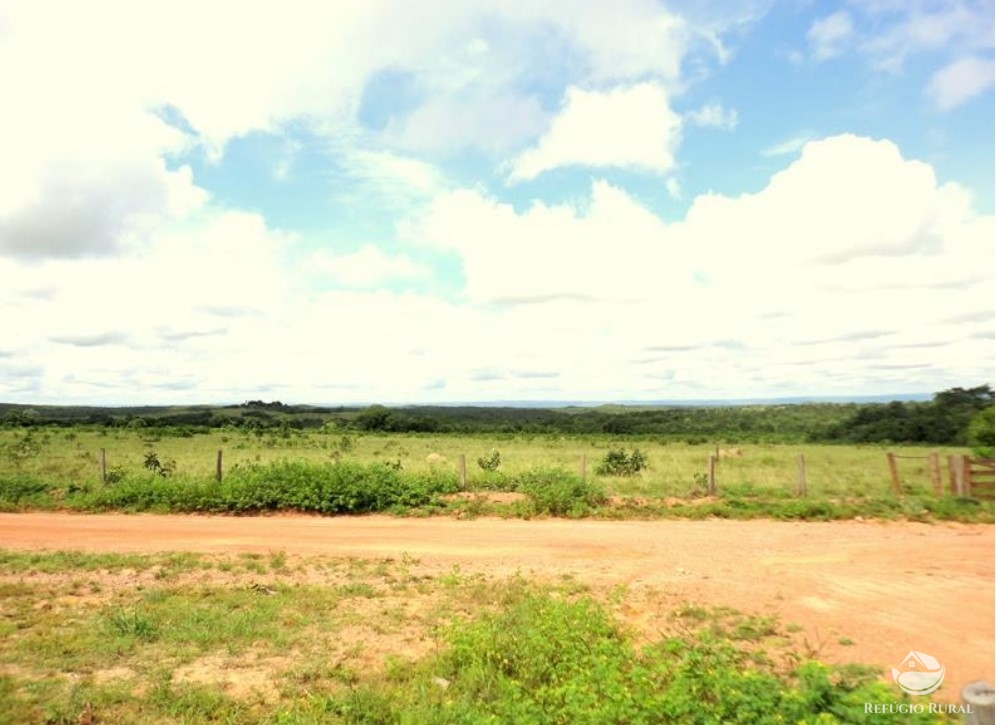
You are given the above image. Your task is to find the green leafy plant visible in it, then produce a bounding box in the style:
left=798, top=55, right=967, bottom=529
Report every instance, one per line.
left=477, top=449, right=501, bottom=472
left=596, top=448, right=648, bottom=476
left=143, top=451, right=176, bottom=478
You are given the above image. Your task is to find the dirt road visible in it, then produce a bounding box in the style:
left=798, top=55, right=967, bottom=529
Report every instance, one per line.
left=1, top=513, right=992, bottom=701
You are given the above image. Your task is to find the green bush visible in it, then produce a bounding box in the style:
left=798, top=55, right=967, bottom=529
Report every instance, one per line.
left=82, top=461, right=460, bottom=515
left=518, top=467, right=607, bottom=516
left=0, top=475, right=60, bottom=509
left=476, top=449, right=501, bottom=472
left=596, top=448, right=648, bottom=476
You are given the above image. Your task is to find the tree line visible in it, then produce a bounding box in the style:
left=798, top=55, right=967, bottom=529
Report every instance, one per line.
left=0, top=386, right=991, bottom=451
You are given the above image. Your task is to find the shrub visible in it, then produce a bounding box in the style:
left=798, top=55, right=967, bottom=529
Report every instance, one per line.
left=0, top=475, right=59, bottom=509
left=477, top=449, right=501, bottom=471
left=84, top=461, right=460, bottom=515
left=518, top=467, right=606, bottom=516
left=596, top=448, right=648, bottom=476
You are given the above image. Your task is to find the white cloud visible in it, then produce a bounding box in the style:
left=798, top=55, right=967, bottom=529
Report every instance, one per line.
left=0, top=0, right=989, bottom=404
left=411, top=180, right=685, bottom=305
left=0, top=0, right=716, bottom=261
left=307, top=246, right=430, bottom=287
left=925, top=56, right=995, bottom=110
left=3, top=127, right=992, bottom=404
left=396, top=134, right=992, bottom=399
left=506, top=83, right=682, bottom=182
left=807, top=11, right=854, bottom=60
left=686, top=102, right=739, bottom=130
left=684, top=134, right=986, bottom=271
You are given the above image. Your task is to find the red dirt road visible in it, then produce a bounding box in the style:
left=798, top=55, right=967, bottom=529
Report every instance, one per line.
left=1, top=513, right=992, bottom=701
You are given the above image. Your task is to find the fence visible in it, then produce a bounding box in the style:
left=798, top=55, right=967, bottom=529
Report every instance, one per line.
left=887, top=452, right=995, bottom=498
left=966, top=457, right=995, bottom=498
left=92, top=446, right=989, bottom=498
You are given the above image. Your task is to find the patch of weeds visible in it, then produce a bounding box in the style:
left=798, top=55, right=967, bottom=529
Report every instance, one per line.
left=731, top=615, right=779, bottom=641
left=269, top=550, right=288, bottom=572
left=106, top=607, right=159, bottom=641
left=671, top=603, right=711, bottom=622
left=148, top=674, right=248, bottom=721
left=339, top=584, right=952, bottom=724
left=338, top=582, right=378, bottom=598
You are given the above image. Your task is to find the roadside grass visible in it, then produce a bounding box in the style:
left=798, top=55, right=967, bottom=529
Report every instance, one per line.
left=0, top=550, right=957, bottom=724
left=0, top=428, right=991, bottom=522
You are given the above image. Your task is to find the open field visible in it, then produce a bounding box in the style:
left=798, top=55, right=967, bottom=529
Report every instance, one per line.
left=0, top=513, right=991, bottom=722
left=0, top=427, right=985, bottom=502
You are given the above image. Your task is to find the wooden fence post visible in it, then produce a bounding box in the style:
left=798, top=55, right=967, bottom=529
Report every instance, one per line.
left=962, top=454, right=973, bottom=498
left=928, top=452, right=942, bottom=495
left=952, top=455, right=966, bottom=497
left=216, top=449, right=223, bottom=482
left=458, top=454, right=467, bottom=491
left=948, top=455, right=958, bottom=495
left=707, top=454, right=716, bottom=495
left=796, top=453, right=807, bottom=497
left=886, top=452, right=900, bottom=493
left=99, top=448, right=107, bottom=484
left=962, top=680, right=995, bottom=725
left=579, top=454, right=587, bottom=480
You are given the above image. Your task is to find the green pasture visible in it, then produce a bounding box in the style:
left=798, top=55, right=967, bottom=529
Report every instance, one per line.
left=0, top=426, right=972, bottom=499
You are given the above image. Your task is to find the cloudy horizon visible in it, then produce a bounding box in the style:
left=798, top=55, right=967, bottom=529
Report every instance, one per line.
left=1, top=0, right=993, bottom=406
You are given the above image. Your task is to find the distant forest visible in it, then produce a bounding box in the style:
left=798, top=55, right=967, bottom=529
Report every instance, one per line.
left=0, top=386, right=992, bottom=450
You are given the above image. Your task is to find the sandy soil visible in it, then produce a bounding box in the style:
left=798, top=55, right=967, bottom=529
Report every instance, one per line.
left=0, top=513, right=991, bottom=702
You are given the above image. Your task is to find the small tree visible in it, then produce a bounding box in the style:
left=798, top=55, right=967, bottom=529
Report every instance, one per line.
left=143, top=451, right=176, bottom=478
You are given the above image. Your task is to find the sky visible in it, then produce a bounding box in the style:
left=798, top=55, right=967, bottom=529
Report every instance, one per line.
left=0, top=0, right=993, bottom=406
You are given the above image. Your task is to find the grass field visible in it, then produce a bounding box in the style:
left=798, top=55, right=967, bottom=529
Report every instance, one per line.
left=0, top=427, right=974, bottom=495
left=0, top=549, right=961, bottom=724
left=0, top=427, right=991, bottom=521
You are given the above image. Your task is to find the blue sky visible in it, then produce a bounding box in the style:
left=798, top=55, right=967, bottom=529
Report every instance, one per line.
left=0, top=0, right=992, bottom=405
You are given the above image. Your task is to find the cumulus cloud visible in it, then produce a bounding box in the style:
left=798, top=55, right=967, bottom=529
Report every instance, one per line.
left=0, top=0, right=989, bottom=404
left=399, top=134, right=991, bottom=398
left=506, top=83, right=682, bottom=182
left=925, top=56, right=995, bottom=110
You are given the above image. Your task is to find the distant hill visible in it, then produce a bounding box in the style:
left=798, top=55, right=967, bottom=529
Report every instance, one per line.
left=401, top=393, right=934, bottom=409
